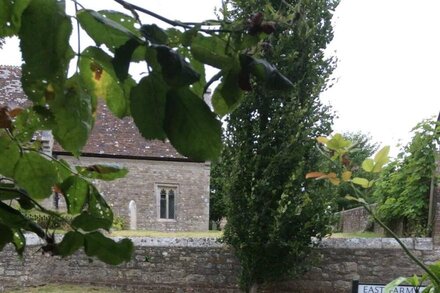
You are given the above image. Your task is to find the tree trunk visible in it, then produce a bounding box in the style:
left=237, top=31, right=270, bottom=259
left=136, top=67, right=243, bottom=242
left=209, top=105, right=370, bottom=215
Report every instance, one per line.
left=249, top=283, right=258, bottom=293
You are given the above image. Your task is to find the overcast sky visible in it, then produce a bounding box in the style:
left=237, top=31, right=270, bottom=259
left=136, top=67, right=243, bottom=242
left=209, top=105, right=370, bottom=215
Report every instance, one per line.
left=1, top=0, right=438, bottom=154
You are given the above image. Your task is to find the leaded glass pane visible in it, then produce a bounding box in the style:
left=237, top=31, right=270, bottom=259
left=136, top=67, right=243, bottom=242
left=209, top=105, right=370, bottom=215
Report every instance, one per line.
left=168, top=189, right=175, bottom=219
left=160, top=189, right=167, bottom=218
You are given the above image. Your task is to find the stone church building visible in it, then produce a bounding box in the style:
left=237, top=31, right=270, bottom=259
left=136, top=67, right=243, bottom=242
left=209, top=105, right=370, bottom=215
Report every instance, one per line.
left=0, top=65, right=210, bottom=231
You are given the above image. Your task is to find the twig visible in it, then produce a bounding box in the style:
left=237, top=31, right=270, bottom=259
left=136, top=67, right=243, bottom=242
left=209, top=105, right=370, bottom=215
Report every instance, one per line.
left=69, top=0, right=85, bottom=10
left=203, top=71, right=223, bottom=96
left=74, top=2, right=81, bottom=73
left=112, top=0, right=238, bottom=34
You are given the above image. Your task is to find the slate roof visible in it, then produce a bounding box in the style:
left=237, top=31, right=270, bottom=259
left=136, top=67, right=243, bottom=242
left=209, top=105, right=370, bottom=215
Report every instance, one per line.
left=0, top=65, right=185, bottom=160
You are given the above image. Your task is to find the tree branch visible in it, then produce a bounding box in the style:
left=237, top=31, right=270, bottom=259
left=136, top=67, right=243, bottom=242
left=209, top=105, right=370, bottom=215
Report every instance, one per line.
left=112, top=0, right=239, bottom=34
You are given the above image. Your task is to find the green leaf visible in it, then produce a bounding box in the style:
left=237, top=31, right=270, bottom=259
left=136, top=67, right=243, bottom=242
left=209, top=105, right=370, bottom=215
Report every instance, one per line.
left=87, top=186, right=113, bottom=229
left=76, top=164, right=129, bottom=181
left=77, top=9, right=139, bottom=50
left=405, top=275, right=420, bottom=287
left=16, top=196, right=34, bottom=210
left=60, top=176, right=89, bottom=215
left=0, top=132, right=20, bottom=177
left=345, top=195, right=367, bottom=205
left=79, top=47, right=130, bottom=118
left=51, top=76, right=93, bottom=155
left=19, top=0, right=72, bottom=102
left=0, top=223, right=13, bottom=250
left=240, top=55, right=293, bottom=90
left=180, top=27, right=199, bottom=47
left=155, top=45, right=200, bottom=87
left=56, top=231, right=84, bottom=257
left=361, top=158, right=374, bottom=172
left=13, top=108, right=48, bottom=142
left=191, top=35, right=232, bottom=69
left=112, top=38, right=140, bottom=82
left=14, top=152, right=58, bottom=199
left=352, top=177, right=370, bottom=189
left=84, top=232, right=133, bottom=265
left=384, top=277, right=408, bottom=293
left=99, top=10, right=139, bottom=36
left=0, top=202, right=42, bottom=237
left=0, top=0, right=31, bottom=37
left=130, top=74, right=167, bottom=140
left=0, top=183, right=21, bottom=200
left=373, top=146, right=390, bottom=172
left=72, top=211, right=112, bottom=232
left=141, top=24, right=168, bottom=44
left=265, top=69, right=295, bottom=91
left=11, top=229, right=25, bottom=256
left=212, top=67, right=243, bottom=116
left=185, top=50, right=206, bottom=98
left=325, top=133, right=351, bottom=151
left=54, top=159, right=74, bottom=182
left=164, top=87, right=222, bottom=161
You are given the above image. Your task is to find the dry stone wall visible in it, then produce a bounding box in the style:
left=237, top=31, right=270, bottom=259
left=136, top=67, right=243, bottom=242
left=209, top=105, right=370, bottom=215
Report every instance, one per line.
left=0, top=235, right=438, bottom=293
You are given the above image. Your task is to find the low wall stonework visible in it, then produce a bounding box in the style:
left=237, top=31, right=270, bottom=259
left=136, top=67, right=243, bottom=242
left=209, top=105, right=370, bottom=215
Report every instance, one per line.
left=0, top=235, right=439, bottom=292
left=337, top=206, right=371, bottom=233
left=337, top=205, right=384, bottom=234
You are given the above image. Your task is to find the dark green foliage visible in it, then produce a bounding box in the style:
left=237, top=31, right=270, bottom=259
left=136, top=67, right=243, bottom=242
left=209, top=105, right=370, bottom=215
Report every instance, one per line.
left=217, top=0, right=339, bottom=290
left=209, top=160, right=228, bottom=224
left=19, top=0, right=72, bottom=103
left=57, top=231, right=84, bottom=257
left=164, top=88, right=222, bottom=161
left=130, top=74, right=168, bottom=140
left=0, top=0, right=295, bottom=265
left=14, top=152, right=58, bottom=199
left=84, top=232, right=133, bottom=265
left=374, top=119, right=439, bottom=236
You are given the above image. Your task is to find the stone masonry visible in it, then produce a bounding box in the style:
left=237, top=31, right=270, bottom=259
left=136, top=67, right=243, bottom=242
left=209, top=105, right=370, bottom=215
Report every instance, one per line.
left=0, top=235, right=438, bottom=293
left=53, top=155, right=211, bottom=232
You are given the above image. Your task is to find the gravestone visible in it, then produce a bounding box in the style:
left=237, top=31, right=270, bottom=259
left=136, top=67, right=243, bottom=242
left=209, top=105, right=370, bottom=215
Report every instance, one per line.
left=129, top=200, right=137, bottom=230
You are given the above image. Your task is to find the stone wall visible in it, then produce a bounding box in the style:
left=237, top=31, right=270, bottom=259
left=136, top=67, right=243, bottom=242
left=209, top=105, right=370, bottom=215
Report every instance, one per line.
left=337, top=206, right=371, bottom=233
left=336, top=204, right=384, bottom=234
left=0, top=235, right=438, bottom=293
left=49, top=155, right=210, bottom=232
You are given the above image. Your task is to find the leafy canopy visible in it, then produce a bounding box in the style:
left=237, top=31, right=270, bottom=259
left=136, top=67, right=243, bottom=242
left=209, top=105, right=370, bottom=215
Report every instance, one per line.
left=374, top=119, right=439, bottom=236
left=0, top=0, right=293, bottom=263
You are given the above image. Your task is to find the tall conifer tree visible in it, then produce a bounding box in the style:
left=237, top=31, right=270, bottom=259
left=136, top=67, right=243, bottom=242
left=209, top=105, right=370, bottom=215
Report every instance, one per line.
left=218, top=0, right=339, bottom=290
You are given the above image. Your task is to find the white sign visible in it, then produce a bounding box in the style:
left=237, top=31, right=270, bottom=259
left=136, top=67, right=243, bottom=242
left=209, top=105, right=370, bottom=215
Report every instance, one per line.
left=358, top=284, right=427, bottom=293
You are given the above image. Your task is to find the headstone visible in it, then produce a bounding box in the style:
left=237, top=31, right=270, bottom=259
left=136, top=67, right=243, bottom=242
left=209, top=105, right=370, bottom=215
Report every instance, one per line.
left=219, top=217, right=227, bottom=230
left=129, top=200, right=137, bottom=230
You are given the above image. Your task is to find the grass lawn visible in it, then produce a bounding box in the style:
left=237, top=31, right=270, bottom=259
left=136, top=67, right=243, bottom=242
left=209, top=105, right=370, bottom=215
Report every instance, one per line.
left=5, top=284, right=121, bottom=293
left=329, top=231, right=383, bottom=238
left=109, top=229, right=223, bottom=238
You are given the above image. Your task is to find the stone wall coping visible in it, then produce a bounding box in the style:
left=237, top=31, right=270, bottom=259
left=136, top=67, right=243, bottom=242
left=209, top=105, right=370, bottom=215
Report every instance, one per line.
left=336, top=203, right=377, bottom=216
left=24, top=233, right=223, bottom=248
left=23, top=233, right=433, bottom=250
left=319, top=237, right=433, bottom=250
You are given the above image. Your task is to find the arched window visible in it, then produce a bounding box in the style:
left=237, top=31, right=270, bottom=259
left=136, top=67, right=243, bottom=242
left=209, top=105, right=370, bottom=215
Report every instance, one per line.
left=159, top=189, right=167, bottom=219
left=157, top=186, right=176, bottom=220
left=168, top=189, right=175, bottom=219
